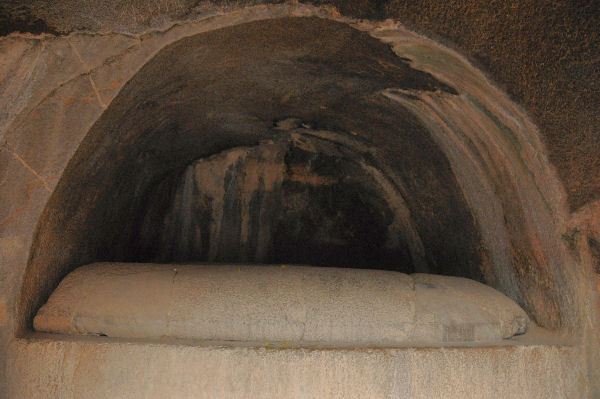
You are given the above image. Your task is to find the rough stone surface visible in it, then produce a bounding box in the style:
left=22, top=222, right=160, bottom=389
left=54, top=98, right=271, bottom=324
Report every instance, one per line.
left=6, top=336, right=587, bottom=398
left=34, top=263, right=529, bottom=344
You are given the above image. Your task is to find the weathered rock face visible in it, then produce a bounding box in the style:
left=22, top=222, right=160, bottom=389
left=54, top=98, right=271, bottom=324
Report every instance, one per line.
left=33, top=263, right=529, bottom=344
left=2, top=0, right=597, bottom=211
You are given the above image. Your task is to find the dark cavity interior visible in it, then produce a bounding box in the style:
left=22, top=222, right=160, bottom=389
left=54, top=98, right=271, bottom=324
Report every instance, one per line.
left=136, top=131, right=429, bottom=270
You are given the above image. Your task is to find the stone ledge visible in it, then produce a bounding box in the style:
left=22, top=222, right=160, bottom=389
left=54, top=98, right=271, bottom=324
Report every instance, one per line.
left=5, top=334, right=586, bottom=398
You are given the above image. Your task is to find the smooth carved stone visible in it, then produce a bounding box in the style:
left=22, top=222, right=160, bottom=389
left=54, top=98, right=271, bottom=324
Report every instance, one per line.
left=412, top=273, right=529, bottom=343
left=34, top=263, right=528, bottom=344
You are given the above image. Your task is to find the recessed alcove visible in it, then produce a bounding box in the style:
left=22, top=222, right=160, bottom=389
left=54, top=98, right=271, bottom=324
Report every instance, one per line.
left=17, top=16, right=572, bottom=347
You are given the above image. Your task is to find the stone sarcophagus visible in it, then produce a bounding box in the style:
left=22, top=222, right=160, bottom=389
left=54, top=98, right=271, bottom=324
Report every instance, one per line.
left=33, top=263, right=529, bottom=344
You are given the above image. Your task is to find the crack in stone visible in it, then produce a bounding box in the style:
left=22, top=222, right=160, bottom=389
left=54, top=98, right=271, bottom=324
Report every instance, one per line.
left=2, top=51, right=132, bottom=141
left=1, top=142, right=52, bottom=192
left=67, top=38, right=107, bottom=109
left=163, top=267, right=179, bottom=335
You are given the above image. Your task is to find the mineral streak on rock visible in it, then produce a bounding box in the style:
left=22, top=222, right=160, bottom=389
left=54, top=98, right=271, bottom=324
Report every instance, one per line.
left=135, top=131, right=428, bottom=272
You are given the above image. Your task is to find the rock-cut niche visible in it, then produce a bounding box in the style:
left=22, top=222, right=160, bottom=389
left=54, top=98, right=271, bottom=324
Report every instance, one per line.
left=19, top=17, right=568, bottom=340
